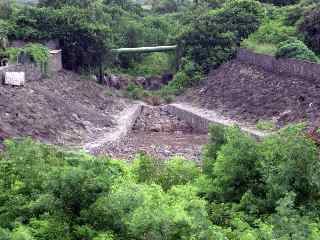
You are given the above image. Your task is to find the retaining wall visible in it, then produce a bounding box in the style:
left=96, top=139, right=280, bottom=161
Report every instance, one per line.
left=237, top=48, right=320, bottom=81
left=165, top=103, right=268, bottom=139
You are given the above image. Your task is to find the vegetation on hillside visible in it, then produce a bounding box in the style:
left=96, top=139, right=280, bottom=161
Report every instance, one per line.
left=0, top=123, right=320, bottom=239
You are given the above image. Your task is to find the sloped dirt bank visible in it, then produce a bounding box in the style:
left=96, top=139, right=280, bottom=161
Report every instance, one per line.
left=0, top=70, right=128, bottom=148
left=180, top=60, right=320, bottom=126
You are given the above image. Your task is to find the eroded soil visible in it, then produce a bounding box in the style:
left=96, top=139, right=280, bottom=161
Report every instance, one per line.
left=0, top=70, right=128, bottom=148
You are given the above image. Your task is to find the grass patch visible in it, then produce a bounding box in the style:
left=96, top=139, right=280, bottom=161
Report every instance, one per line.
left=242, top=40, right=277, bottom=55
left=256, top=120, right=276, bottom=130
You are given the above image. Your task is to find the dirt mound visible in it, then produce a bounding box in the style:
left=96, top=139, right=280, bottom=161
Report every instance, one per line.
left=181, top=60, right=320, bottom=126
left=0, top=70, right=127, bottom=148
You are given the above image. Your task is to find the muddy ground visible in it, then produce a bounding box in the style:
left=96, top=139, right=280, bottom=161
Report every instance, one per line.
left=100, top=106, right=208, bottom=163
left=180, top=60, right=320, bottom=127
left=0, top=70, right=128, bottom=148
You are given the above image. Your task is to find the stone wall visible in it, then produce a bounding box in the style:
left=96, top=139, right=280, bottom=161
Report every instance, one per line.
left=0, top=63, right=43, bottom=82
left=237, top=48, right=320, bottom=81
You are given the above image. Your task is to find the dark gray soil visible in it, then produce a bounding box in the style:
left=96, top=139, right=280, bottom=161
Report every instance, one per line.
left=0, top=70, right=127, bottom=148
left=180, top=60, right=320, bottom=126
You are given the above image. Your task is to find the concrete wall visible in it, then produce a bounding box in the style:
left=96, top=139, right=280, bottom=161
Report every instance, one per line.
left=49, top=50, right=63, bottom=73
left=0, top=63, right=43, bottom=82
left=165, top=103, right=268, bottom=139
left=237, top=48, right=320, bottom=81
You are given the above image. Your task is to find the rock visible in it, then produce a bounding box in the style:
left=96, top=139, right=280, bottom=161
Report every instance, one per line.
left=109, top=75, right=121, bottom=89
left=150, top=124, right=162, bottom=132
left=135, top=76, right=147, bottom=87
left=161, top=73, right=173, bottom=84
left=275, top=110, right=294, bottom=126
left=146, top=76, right=162, bottom=90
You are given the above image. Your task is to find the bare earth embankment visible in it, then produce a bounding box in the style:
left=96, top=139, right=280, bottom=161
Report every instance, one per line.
left=180, top=59, right=320, bottom=127
left=0, top=70, right=128, bottom=149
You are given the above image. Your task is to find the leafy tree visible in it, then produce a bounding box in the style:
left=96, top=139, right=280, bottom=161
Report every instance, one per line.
left=9, top=6, right=112, bottom=72
left=215, top=0, right=264, bottom=43
left=0, top=0, right=11, bottom=19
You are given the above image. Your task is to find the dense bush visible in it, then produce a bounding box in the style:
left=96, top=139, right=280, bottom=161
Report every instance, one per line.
left=158, top=157, right=200, bottom=190
left=275, top=38, right=319, bottom=62
left=211, top=126, right=261, bottom=202
left=1, top=123, right=320, bottom=239
left=258, top=0, right=299, bottom=6
left=246, top=20, right=296, bottom=45
left=212, top=0, right=265, bottom=43
left=298, top=6, right=320, bottom=54
left=259, top=124, right=320, bottom=206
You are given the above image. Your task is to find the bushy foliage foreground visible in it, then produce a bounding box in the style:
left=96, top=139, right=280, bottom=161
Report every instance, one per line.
left=1, top=124, right=320, bottom=239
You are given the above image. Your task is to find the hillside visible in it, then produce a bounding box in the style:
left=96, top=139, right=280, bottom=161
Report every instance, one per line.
left=180, top=59, right=320, bottom=127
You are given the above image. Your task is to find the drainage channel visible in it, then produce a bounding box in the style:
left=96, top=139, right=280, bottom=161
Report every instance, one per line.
left=98, top=105, right=208, bottom=163
left=84, top=102, right=269, bottom=163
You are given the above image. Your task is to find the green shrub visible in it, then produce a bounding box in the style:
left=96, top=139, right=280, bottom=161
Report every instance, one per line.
left=93, top=232, right=115, bottom=240
left=259, top=124, right=320, bottom=206
left=246, top=20, right=296, bottom=45
left=0, top=228, right=10, bottom=240
left=10, top=6, right=112, bottom=72
left=214, top=0, right=265, bottom=42
left=159, top=157, right=200, bottom=191
left=131, top=152, right=161, bottom=184
left=6, top=44, right=50, bottom=73
left=11, top=226, right=33, bottom=240
left=124, top=82, right=146, bottom=100
left=202, top=124, right=227, bottom=176
left=211, top=126, right=261, bottom=202
left=29, top=218, right=72, bottom=240
left=126, top=52, right=174, bottom=77
left=275, top=38, right=319, bottom=62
